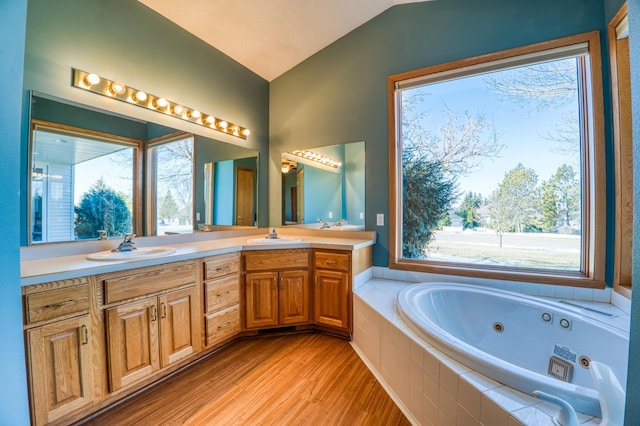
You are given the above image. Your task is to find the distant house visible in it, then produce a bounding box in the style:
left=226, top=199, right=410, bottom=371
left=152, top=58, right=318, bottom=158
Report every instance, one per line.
left=443, top=211, right=464, bottom=232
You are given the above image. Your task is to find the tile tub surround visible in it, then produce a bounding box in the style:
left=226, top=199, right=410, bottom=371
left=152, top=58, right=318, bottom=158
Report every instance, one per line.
left=351, top=278, right=630, bottom=425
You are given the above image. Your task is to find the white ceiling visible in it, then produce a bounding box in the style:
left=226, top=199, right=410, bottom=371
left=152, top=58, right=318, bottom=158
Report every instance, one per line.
left=137, top=0, right=430, bottom=82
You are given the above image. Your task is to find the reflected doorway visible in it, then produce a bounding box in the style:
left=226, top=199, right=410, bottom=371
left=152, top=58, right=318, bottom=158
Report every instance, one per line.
left=236, top=167, right=255, bottom=226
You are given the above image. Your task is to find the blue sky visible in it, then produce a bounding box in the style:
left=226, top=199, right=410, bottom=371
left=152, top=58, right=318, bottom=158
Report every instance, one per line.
left=404, top=59, right=580, bottom=205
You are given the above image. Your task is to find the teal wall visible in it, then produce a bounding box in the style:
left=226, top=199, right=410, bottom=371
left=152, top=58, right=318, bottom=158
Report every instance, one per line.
left=23, top=0, right=270, bottom=233
left=304, top=165, right=343, bottom=223
left=269, top=0, right=608, bottom=267
left=0, top=0, right=31, bottom=423
left=624, top=0, right=640, bottom=422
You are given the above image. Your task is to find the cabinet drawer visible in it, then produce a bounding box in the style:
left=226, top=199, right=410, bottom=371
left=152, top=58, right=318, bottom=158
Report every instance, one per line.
left=314, top=251, right=350, bottom=272
left=102, top=261, right=196, bottom=304
left=25, top=283, right=90, bottom=324
left=205, top=305, right=240, bottom=347
left=205, top=275, right=239, bottom=313
left=204, top=253, right=240, bottom=280
left=244, top=249, right=309, bottom=271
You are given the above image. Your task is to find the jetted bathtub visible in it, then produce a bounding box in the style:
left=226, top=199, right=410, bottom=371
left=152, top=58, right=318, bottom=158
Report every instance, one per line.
left=396, top=283, right=629, bottom=417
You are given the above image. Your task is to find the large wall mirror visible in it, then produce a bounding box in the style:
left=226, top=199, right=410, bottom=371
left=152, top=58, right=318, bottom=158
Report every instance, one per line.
left=27, top=93, right=258, bottom=245
left=281, top=141, right=365, bottom=230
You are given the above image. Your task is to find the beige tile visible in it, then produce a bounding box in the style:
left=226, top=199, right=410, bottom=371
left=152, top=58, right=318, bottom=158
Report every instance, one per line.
left=457, top=405, right=482, bottom=426
left=458, top=374, right=483, bottom=419
left=439, top=362, right=459, bottom=397
left=438, top=386, right=458, bottom=422
left=423, top=348, right=440, bottom=380
left=480, top=394, right=510, bottom=426
left=423, top=398, right=438, bottom=426
left=423, top=371, right=439, bottom=404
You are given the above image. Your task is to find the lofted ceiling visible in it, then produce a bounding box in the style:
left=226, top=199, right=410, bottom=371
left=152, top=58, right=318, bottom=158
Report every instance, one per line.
left=137, top=0, right=431, bottom=82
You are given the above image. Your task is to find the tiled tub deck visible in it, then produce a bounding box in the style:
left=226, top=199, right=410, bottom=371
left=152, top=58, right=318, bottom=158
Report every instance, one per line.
left=351, top=273, right=628, bottom=425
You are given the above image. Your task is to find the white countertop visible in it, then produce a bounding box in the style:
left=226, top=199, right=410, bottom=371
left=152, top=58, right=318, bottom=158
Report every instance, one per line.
left=20, top=228, right=376, bottom=286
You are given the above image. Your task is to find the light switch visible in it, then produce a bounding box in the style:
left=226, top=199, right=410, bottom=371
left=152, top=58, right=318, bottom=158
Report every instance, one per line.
left=196, top=212, right=201, bottom=221
left=376, top=214, right=384, bottom=226
left=328, top=212, right=333, bottom=219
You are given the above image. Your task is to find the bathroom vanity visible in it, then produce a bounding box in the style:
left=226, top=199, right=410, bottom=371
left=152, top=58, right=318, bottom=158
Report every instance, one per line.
left=20, top=230, right=374, bottom=425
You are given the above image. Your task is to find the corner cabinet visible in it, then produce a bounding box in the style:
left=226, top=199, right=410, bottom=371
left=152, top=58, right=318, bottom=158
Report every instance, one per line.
left=22, top=277, right=96, bottom=426
left=99, top=260, right=201, bottom=392
left=242, top=249, right=310, bottom=330
left=313, top=250, right=352, bottom=333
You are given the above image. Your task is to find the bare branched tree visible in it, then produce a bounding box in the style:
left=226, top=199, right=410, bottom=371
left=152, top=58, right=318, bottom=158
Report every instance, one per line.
left=485, top=59, right=580, bottom=156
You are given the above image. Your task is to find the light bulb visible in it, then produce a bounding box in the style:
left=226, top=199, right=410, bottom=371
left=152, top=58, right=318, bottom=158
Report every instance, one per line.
left=190, top=109, right=201, bottom=119
left=218, top=120, right=228, bottom=129
left=172, top=105, right=184, bottom=115
left=205, top=116, right=215, bottom=125
left=84, top=73, right=100, bottom=86
left=154, top=97, right=168, bottom=108
left=134, top=91, right=147, bottom=102
left=242, top=128, right=251, bottom=137
left=281, top=165, right=290, bottom=174
left=110, top=82, right=126, bottom=95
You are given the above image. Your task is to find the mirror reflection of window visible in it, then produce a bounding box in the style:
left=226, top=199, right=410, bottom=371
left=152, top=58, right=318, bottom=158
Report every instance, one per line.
left=30, top=123, right=139, bottom=243
left=147, top=134, right=194, bottom=235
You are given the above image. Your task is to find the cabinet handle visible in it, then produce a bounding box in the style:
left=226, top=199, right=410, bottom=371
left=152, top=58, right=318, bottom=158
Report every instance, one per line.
left=161, top=303, right=167, bottom=319
left=217, top=322, right=231, bottom=330
left=80, top=325, right=89, bottom=345
left=150, top=304, right=157, bottom=322
left=324, top=259, right=338, bottom=265
left=216, top=291, right=230, bottom=297
left=44, top=300, right=74, bottom=309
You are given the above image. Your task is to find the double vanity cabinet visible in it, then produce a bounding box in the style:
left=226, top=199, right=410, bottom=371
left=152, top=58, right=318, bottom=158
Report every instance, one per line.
left=21, top=238, right=372, bottom=426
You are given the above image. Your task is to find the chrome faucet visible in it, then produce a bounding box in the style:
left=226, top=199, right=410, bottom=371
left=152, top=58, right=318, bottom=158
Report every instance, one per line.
left=112, top=234, right=137, bottom=252
left=97, top=230, right=107, bottom=240
left=317, top=218, right=331, bottom=229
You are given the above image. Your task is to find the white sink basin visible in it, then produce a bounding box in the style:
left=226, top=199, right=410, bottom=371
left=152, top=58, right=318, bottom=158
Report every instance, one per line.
left=87, top=246, right=176, bottom=261
left=246, top=237, right=303, bottom=245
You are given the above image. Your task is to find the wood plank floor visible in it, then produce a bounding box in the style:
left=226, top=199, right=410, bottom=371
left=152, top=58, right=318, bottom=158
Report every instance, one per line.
left=77, top=333, right=410, bottom=425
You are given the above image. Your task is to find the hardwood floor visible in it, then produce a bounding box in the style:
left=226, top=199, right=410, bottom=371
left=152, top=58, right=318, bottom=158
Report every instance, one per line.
left=77, top=333, right=410, bottom=425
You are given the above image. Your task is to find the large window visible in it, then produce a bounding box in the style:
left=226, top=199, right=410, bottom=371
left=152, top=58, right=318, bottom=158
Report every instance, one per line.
left=389, top=32, right=605, bottom=287
left=30, top=121, right=141, bottom=243
left=146, top=133, right=195, bottom=235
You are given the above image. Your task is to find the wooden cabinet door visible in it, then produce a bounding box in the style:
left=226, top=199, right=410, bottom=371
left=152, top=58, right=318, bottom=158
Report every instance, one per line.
left=159, top=286, right=201, bottom=367
left=106, top=297, right=159, bottom=391
left=314, top=270, right=349, bottom=330
left=27, top=315, right=94, bottom=426
left=244, top=271, right=279, bottom=328
left=279, top=270, right=310, bottom=325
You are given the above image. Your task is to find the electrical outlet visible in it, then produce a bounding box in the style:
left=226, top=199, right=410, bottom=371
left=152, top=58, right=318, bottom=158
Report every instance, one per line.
left=376, top=214, right=384, bottom=226
left=328, top=212, right=333, bottom=219
left=196, top=212, right=201, bottom=221
left=359, top=212, right=364, bottom=219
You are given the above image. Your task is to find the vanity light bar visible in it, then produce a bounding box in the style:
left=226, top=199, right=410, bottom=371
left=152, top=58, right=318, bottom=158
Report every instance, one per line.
left=289, top=150, right=342, bottom=168
left=72, top=69, right=251, bottom=140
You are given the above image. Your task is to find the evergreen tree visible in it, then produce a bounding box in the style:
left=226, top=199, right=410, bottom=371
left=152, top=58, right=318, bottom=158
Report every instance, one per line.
left=75, top=178, right=131, bottom=239
left=402, top=150, right=456, bottom=258
left=455, top=192, right=483, bottom=229
left=158, top=190, right=180, bottom=223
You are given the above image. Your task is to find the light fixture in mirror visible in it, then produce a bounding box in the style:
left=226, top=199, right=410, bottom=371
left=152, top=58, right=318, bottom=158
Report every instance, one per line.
left=281, top=141, right=365, bottom=230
